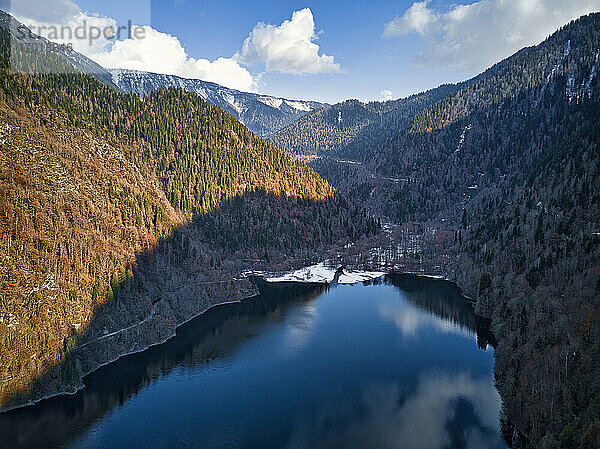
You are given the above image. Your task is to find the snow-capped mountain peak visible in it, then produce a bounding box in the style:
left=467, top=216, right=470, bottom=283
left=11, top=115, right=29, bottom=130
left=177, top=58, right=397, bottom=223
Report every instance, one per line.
left=108, top=68, right=327, bottom=137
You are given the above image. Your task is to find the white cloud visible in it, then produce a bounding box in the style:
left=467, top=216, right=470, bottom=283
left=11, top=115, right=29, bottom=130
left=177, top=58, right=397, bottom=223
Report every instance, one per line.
left=383, top=1, right=435, bottom=37
left=380, top=89, right=393, bottom=101
left=11, top=0, right=257, bottom=92
left=383, top=0, right=600, bottom=72
left=235, top=8, right=340, bottom=75
left=93, top=26, right=256, bottom=92
left=13, top=7, right=117, bottom=56
left=11, top=2, right=341, bottom=91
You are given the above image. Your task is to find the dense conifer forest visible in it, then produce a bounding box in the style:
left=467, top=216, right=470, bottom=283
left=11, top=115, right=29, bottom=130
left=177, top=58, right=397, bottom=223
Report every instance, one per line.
left=274, top=13, right=600, bottom=448
left=0, top=27, right=378, bottom=409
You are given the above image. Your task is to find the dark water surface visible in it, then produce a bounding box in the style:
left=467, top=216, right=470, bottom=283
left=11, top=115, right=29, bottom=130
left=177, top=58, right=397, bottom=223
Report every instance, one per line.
left=0, top=275, right=507, bottom=449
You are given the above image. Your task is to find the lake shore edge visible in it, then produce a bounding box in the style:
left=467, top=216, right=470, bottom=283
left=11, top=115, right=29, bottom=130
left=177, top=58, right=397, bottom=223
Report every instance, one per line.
left=1, top=264, right=415, bottom=414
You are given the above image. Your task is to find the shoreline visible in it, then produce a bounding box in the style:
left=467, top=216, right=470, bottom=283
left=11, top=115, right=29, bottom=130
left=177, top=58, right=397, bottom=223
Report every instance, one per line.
left=0, top=295, right=256, bottom=414
left=0, top=267, right=466, bottom=414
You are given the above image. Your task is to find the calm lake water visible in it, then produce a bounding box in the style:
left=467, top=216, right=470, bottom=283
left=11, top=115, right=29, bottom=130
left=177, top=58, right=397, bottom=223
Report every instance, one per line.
left=0, top=275, right=507, bottom=449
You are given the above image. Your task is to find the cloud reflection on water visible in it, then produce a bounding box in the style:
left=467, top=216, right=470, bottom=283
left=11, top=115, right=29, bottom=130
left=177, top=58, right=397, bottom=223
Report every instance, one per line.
left=283, top=301, right=319, bottom=351
left=378, top=298, right=475, bottom=340
left=287, top=371, right=504, bottom=449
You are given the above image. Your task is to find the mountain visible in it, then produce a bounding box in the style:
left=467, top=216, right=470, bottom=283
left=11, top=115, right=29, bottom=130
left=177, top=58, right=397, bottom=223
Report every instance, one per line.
left=0, top=10, right=117, bottom=89
left=0, top=11, right=326, bottom=138
left=277, top=13, right=600, bottom=448
left=269, top=99, right=396, bottom=155
left=0, top=13, right=378, bottom=411
left=269, top=84, right=461, bottom=156
left=109, top=68, right=327, bottom=137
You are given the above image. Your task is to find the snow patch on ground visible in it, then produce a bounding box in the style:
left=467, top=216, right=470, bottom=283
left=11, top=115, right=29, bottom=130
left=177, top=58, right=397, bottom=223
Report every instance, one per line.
left=266, top=262, right=337, bottom=283
left=223, top=93, right=245, bottom=115
left=337, top=270, right=386, bottom=284
left=191, top=85, right=207, bottom=99
left=333, top=158, right=361, bottom=165
left=402, top=272, right=447, bottom=280
left=264, top=263, right=384, bottom=285
left=110, top=68, right=123, bottom=88
left=285, top=100, right=311, bottom=112
left=258, top=96, right=283, bottom=109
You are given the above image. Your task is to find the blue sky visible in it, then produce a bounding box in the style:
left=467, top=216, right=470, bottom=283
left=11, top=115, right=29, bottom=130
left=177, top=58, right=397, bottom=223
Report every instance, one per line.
left=12, top=0, right=600, bottom=103
left=73, top=0, right=477, bottom=102
left=147, top=0, right=450, bottom=102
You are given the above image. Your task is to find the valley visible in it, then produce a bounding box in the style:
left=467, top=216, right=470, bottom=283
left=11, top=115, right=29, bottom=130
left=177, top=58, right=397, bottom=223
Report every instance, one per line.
left=273, top=14, right=600, bottom=447
left=0, top=7, right=599, bottom=449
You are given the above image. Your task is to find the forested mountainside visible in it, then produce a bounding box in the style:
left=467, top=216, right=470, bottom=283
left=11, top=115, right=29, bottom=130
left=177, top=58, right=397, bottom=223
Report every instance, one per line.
left=110, top=69, right=326, bottom=138
left=0, top=10, right=116, bottom=89
left=269, top=84, right=460, bottom=156
left=269, top=99, right=393, bottom=155
left=0, top=21, right=378, bottom=410
left=293, top=14, right=600, bottom=449
left=0, top=12, right=326, bottom=139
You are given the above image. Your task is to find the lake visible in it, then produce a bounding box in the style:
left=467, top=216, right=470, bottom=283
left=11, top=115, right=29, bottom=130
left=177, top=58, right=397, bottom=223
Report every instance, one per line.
left=0, top=275, right=508, bottom=449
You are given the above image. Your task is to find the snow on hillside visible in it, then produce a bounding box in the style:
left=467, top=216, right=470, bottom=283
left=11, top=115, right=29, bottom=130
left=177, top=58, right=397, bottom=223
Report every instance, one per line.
left=285, top=100, right=312, bottom=112
left=108, top=68, right=327, bottom=137
left=264, top=262, right=384, bottom=285
left=258, top=97, right=283, bottom=109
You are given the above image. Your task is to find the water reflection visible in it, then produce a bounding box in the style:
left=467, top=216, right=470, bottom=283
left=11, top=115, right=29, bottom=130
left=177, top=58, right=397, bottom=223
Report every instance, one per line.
left=382, top=275, right=496, bottom=349
left=283, top=301, right=320, bottom=351
left=287, top=372, right=504, bottom=449
left=0, top=276, right=505, bottom=449
left=0, top=282, right=326, bottom=449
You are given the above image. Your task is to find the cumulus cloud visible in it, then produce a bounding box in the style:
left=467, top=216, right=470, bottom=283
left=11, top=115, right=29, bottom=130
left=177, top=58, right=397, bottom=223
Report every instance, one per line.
left=383, top=1, right=435, bottom=37
left=383, top=0, right=600, bottom=72
left=93, top=26, right=256, bottom=92
left=235, top=8, right=340, bottom=75
left=12, top=1, right=117, bottom=56
left=11, top=0, right=256, bottom=92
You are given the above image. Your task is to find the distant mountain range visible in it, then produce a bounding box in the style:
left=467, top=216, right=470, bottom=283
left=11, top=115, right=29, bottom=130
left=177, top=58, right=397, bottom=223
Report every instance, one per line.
left=109, top=68, right=327, bottom=137
left=0, top=10, right=326, bottom=137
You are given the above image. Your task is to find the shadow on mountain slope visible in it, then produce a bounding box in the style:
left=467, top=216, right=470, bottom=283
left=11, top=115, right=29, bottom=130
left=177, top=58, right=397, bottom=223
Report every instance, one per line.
left=0, top=189, right=378, bottom=412
left=0, top=279, right=327, bottom=449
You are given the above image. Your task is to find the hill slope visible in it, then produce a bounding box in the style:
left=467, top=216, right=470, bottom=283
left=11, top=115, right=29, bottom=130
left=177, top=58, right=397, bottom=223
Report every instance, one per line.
left=291, top=13, right=600, bottom=448
left=269, top=84, right=461, bottom=157
left=110, top=68, right=327, bottom=138
left=0, top=18, right=378, bottom=410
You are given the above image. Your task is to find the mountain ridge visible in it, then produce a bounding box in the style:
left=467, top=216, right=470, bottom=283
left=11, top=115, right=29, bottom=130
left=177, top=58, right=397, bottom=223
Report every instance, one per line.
left=0, top=12, right=378, bottom=412
left=268, top=83, right=463, bottom=157
left=109, top=68, right=328, bottom=137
